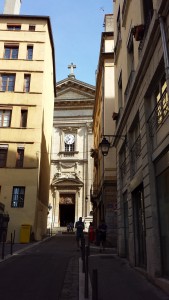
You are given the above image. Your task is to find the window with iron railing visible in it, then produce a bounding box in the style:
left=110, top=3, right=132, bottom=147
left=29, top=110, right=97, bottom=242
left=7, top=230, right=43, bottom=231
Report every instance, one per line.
left=148, top=76, right=169, bottom=136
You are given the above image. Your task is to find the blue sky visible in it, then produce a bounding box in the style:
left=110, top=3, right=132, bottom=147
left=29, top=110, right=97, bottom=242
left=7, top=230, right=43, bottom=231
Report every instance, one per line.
left=0, top=0, right=113, bottom=85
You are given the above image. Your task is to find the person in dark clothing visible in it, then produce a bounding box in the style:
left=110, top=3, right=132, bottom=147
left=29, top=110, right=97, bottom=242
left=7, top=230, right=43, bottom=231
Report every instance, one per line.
left=98, top=220, right=107, bottom=252
left=75, top=217, right=84, bottom=250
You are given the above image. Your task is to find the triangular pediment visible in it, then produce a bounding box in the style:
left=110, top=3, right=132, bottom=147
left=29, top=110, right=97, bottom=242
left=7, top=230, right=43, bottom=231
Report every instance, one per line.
left=56, top=87, right=94, bottom=101
left=56, top=78, right=95, bottom=99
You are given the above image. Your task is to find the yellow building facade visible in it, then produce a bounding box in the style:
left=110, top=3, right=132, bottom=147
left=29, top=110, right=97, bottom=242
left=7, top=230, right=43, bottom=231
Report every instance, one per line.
left=0, top=15, right=56, bottom=242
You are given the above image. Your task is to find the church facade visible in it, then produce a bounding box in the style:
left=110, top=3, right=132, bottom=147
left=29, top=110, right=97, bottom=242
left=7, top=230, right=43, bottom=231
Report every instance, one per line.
left=48, top=68, right=95, bottom=230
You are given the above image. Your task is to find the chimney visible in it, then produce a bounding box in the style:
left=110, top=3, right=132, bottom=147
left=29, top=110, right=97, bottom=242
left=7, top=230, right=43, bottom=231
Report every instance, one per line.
left=3, top=0, right=22, bottom=15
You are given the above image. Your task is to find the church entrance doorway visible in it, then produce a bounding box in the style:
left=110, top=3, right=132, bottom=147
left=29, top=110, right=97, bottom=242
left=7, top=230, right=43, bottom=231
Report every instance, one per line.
left=59, top=193, right=75, bottom=226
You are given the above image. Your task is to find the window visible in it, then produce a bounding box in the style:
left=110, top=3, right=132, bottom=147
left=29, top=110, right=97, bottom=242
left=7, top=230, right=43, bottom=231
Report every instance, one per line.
left=16, top=147, right=24, bottom=168
left=155, top=74, right=169, bottom=124
left=4, top=45, right=19, bottom=59
left=11, top=187, right=25, bottom=208
left=29, top=25, right=35, bottom=31
left=65, top=143, right=75, bottom=152
left=0, top=145, right=8, bottom=168
left=27, top=46, right=33, bottom=60
left=129, top=115, right=141, bottom=176
left=0, top=74, right=15, bottom=92
left=0, top=110, right=11, bottom=127
left=20, top=110, right=28, bottom=127
left=118, top=70, right=123, bottom=108
left=7, top=24, right=21, bottom=30
left=23, top=74, right=31, bottom=92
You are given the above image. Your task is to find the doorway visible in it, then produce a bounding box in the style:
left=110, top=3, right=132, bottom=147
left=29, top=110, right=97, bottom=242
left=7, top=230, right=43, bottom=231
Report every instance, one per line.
left=59, top=204, right=75, bottom=226
left=59, top=194, right=75, bottom=226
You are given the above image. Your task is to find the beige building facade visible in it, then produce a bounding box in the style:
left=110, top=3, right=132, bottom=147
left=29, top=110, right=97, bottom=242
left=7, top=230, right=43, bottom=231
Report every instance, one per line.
left=113, top=0, right=169, bottom=290
left=48, top=70, right=95, bottom=231
left=0, top=15, right=56, bottom=242
left=91, top=14, right=117, bottom=246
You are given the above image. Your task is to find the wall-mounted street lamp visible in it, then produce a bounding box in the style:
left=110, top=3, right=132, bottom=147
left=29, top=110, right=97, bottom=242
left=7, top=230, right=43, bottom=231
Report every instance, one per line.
left=99, top=135, right=126, bottom=156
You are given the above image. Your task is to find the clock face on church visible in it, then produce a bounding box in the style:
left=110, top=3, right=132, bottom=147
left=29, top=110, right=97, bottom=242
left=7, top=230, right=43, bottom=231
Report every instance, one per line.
left=64, top=134, right=75, bottom=144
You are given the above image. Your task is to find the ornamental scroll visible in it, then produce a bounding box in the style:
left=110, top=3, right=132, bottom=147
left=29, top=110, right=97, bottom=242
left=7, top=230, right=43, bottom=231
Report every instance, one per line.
left=59, top=195, right=75, bottom=205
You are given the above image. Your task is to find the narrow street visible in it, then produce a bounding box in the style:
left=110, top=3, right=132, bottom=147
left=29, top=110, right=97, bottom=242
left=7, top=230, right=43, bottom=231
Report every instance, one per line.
left=0, top=235, right=79, bottom=300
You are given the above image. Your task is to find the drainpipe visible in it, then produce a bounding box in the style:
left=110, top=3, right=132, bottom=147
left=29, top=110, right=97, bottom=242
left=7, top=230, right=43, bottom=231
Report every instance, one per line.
left=159, top=16, right=169, bottom=82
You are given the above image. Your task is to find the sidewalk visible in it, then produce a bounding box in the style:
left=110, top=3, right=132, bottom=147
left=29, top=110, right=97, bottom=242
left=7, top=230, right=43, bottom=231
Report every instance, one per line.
left=83, top=245, right=169, bottom=300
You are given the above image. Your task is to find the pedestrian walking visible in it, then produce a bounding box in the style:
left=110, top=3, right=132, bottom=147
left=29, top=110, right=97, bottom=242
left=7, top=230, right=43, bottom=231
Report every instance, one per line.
left=98, top=220, right=107, bottom=252
left=75, top=217, right=84, bottom=250
left=88, top=222, right=95, bottom=243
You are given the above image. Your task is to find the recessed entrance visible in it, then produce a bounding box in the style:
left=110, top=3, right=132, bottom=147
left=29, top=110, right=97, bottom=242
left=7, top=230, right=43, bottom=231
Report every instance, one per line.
left=59, top=204, right=75, bottom=226
left=59, top=194, right=75, bottom=226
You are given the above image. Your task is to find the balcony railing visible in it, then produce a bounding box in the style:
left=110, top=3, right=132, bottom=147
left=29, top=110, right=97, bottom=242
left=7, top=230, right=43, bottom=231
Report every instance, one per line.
left=148, top=88, right=169, bottom=137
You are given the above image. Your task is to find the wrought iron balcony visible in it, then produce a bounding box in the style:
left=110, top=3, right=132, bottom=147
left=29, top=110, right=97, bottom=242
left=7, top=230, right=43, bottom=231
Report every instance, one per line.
left=148, top=88, right=169, bottom=137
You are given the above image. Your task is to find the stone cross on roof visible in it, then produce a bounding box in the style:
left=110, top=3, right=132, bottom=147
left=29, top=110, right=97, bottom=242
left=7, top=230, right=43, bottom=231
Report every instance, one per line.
left=68, top=62, right=76, bottom=78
